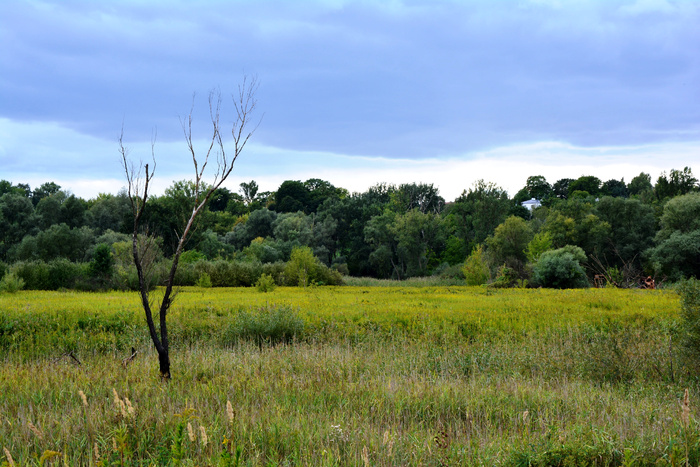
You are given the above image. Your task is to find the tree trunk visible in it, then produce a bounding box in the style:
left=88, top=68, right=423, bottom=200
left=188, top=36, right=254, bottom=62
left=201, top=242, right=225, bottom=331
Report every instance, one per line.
left=158, top=347, right=171, bottom=379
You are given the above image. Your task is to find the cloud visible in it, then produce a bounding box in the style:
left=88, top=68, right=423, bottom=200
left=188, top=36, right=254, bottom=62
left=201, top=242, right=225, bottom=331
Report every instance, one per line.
left=2, top=118, right=698, bottom=202
left=1, top=0, right=698, bottom=161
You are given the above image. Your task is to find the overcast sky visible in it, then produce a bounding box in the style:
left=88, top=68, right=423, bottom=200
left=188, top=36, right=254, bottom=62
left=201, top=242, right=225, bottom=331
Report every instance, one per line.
left=1, top=0, right=698, bottom=200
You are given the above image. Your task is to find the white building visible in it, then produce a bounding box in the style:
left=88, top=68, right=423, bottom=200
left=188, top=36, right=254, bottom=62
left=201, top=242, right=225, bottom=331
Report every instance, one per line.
left=521, top=198, right=542, bottom=211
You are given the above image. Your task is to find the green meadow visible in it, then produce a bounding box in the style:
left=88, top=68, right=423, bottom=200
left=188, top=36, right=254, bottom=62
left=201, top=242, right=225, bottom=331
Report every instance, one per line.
left=1, top=286, right=697, bottom=466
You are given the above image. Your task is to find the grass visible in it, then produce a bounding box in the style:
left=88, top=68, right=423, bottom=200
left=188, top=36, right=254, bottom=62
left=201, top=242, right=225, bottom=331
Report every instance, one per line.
left=0, top=286, right=696, bottom=465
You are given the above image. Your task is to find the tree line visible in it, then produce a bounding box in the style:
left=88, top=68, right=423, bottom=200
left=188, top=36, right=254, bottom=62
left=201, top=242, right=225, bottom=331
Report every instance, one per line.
left=0, top=166, right=699, bottom=290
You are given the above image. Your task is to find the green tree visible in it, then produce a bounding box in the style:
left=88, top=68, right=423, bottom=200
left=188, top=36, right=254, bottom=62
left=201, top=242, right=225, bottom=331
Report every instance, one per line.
left=569, top=176, right=602, bottom=198
left=304, top=178, right=345, bottom=213
left=87, top=191, right=131, bottom=233
left=595, top=197, right=655, bottom=267
left=364, top=211, right=400, bottom=279
left=552, top=178, right=574, bottom=200
left=541, top=199, right=611, bottom=258
left=389, top=183, right=445, bottom=214
left=35, top=192, right=66, bottom=229
left=89, top=243, right=115, bottom=281
left=391, top=209, right=445, bottom=277
left=628, top=172, right=653, bottom=196
left=0, top=193, right=38, bottom=259
left=525, top=175, right=553, bottom=201
left=239, top=180, right=259, bottom=206
left=655, top=167, right=698, bottom=200
left=450, top=180, right=510, bottom=250
left=600, top=179, right=629, bottom=198
left=59, top=195, right=87, bottom=228
left=486, top=216, right=533, bottom=274
left=319, top=184, right=394, bottom=277
left=525, top=231, right=554, bottom=263
left=275, top=180, right=310, bottom=213
left=31, top=181, right=61, bottom=206
left=13, top=223, right=95, bottom=262
left=646, top=192, right=700, bottom=280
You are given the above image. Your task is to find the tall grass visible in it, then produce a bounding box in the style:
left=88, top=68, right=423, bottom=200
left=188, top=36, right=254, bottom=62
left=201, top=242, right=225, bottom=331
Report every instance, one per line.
left=0, top=286, right=695, bottom=465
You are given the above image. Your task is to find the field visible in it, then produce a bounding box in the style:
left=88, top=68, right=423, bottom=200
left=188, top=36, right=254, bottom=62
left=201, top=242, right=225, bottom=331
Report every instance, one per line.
left=0, top=285, right=697, bottom=466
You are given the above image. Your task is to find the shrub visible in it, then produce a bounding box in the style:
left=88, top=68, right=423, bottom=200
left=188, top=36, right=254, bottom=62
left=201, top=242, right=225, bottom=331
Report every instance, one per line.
left=462, top=245, right=490, bottom=286
left=490, top=264, right=519, bottom=288
left=0, top=271, right=25, bottom=293
left=255, top=273, right=277, bottom=293
left=532, top=245, right=589, bottom=289
left=221, top=305, right=305, bottom=348
left=285, top=246, right=317, bottom=287
left=179, top=249, right=206, bottom=264
left=261, top=261, right=286, bottom=285
left=195, top=272, right=213, bottom=288
left=88, top=243, right=114, bottom=283
left=173, top=261, right=199, bottom=286
left=13, top=261, right=50, bottom=290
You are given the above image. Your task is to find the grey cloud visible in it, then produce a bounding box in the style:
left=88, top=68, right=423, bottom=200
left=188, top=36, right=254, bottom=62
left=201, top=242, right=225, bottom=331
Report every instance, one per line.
left=0, top=0, right=698, bottom=160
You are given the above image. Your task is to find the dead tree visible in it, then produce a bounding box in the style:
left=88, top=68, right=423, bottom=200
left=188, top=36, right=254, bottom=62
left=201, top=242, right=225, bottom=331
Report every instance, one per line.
left=120, top=78, right=259, bottom=379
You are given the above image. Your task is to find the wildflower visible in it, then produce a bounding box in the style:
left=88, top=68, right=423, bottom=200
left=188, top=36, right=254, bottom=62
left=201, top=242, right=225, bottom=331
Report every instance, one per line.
left=79, top=390, right=88, bottom=408
left=226, top=400, right=234, bottom=424
left=27, top=421, right=44, bottom=440
left=200, top=425, right=208, bottom=447
left=3, top=447, right=16, bottom=467
left=682, top=388, right=691, bottom=429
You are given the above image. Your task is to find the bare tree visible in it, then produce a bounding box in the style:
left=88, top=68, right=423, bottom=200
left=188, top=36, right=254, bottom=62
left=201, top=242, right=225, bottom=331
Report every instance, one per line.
left=120, top=77, right=259, bottom=379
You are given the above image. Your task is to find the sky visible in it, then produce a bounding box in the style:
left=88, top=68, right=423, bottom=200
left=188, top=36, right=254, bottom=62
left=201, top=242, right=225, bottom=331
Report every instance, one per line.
left=1, top=0, right=698, bottom=201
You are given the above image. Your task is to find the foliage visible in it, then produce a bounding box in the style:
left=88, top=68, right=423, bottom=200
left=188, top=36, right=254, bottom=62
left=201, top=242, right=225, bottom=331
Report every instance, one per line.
left=255, top=273, right=277, bottom=292
left=89, top=243, right=114, bottom=279
left=196, top=272, right=213, bottom=288
left=628, top=172, right=653, bottom=196
left=284, top=246, right=317, bottom=287
left=450, top=179, right=511, bottom=248
left=525, top=231, right=553, bottom=263
left=179, top=249, right=206, bottom=264
left=532, top=245, right=589, bottom=289
left=490, top=264, right=520, bottom=288
left=486, top=215, right=533, bottom=273
left=595, top=196, right=655, bottom=267
left=647, top=193, right=700, bottom=280
left=655, top=166, right=698, bottom=200
left=462, top=245, right=490, bottom=286
left=283, top=246, right=341, bottom=286
left=0, top=271, right=24, bottom=293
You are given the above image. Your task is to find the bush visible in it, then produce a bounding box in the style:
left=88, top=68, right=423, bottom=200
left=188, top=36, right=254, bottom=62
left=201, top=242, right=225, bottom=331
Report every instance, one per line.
left=0, top=271, right=25, bottom=293
left=490, top=264, right=519, bottom=288
left=532, top=245, right=589, bottom=289
left=221, top=305, right=305, bottom=348
left=462, top=245, right=490, bottom=286
left=285, top=246, right=317, bottom=287
left=195, top=272, right=213, bottom=288
left=261, top=261, right=286, bottom=285
left=12, top=260, right=50, bottom=290
left=255, top=273, right=277, bottom=293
